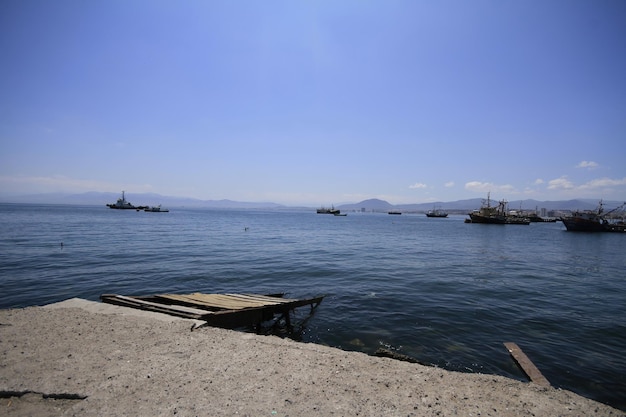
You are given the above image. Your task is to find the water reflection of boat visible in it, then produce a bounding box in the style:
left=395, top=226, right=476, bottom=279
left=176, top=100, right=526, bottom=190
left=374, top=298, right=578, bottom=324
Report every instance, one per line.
left=561, top=201, right=625, bottom=232
left=106, top=191, right=147, bottom=210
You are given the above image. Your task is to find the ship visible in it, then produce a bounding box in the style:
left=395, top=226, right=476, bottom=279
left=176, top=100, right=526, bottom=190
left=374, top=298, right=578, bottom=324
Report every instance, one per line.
left=466, top=193, right=531, bottom=225
left=561, top=201, right=626, bottom=232
left=467, top=193, right=507, bottom=224
left=317, top=205, right=340, bottom=215
left=106, top=191, right=148, bottom=210
left=425, top=207, right=448, bottom=218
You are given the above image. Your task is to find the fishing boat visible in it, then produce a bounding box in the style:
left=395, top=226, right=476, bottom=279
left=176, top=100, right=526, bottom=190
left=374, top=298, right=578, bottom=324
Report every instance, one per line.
left=317, top=205, right=340, bottom=215
left=106, top=191, right=147, bottom=210
left=561, top=201, right=625, bottom=232
left=425, top=207, right=448, bottom=218
left=467, top=193, right=507, bottom=224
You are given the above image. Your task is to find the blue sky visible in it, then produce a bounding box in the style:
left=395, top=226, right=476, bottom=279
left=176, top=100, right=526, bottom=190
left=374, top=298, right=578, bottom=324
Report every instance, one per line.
left=1, top=0, right=625, bottom=205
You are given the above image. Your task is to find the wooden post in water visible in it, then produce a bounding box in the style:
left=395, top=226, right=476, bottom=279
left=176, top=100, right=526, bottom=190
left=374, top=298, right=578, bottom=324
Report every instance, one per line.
left=503, top=342, right=551, bottom=387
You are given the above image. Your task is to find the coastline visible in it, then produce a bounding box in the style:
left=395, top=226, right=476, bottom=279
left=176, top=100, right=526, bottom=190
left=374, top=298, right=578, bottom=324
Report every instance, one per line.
left=1, top=299, right=623, bottom=416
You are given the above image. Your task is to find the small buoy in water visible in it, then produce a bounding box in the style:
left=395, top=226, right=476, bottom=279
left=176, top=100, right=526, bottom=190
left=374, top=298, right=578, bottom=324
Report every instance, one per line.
left=244, top=227, right=249, bottom=231
left=60, top=242, right=64, bottom=249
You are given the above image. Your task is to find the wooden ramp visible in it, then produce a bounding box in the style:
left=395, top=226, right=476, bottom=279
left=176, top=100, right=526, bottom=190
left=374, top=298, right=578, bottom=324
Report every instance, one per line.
left=100, top=292, right=324, bottom=329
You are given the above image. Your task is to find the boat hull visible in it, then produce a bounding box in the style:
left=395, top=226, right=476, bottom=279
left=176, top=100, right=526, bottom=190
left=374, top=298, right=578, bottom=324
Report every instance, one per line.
left=468, top=213, right=506, bottom=224
left=317, top=208, right=340, bottom=215
left=561, top=217, right=607, bottom=232
left=426, top=213, right=448, bottom=218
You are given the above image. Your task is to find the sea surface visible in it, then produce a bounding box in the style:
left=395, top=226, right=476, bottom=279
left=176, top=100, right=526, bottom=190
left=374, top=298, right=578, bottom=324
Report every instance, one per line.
left=1, top=203, right=625, bottom=410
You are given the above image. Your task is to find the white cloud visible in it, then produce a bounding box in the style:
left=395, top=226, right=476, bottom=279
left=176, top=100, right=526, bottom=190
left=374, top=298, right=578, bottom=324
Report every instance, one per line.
left=578, top=177, right=626, bottom=190
left=534, top=179, right=544, bottom=185
left=409, top=182, right=427, bottom=189
left=547, top=176, right=575, bottom=190
left=547, top=176, right=626, bottom=195
left=444, top=181, right=455, bottom=187
left=576, top=161, right=599, bottom=169
left=464, top=181, right=516, bottom=194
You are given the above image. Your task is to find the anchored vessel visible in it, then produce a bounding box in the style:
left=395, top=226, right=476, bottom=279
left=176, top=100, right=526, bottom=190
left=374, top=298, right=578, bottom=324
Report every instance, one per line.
left=317, top=205, right=340, bottom=215
left=467, top=193, right=507, bottom=224
left=426, top=207, right=448, bottom=218
left=561, top=201, right=626, bottom=232
left=467, top=193, right=530, bottom=224
left=106, top=191, right=147, bottom=210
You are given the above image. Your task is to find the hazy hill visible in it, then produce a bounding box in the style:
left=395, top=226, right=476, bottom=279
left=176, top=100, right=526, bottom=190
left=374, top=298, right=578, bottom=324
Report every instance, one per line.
left=0, top=192, right=284, bottom=209
left=339, top=198, right=622, bottom=212
left=338, top=198, right=395, bottom=211
left=0, top=191, right=622, bottom=212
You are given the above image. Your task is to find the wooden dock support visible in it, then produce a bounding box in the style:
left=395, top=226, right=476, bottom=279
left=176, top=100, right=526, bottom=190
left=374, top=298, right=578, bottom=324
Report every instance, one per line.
left=503, top=342, right=551, bottom=387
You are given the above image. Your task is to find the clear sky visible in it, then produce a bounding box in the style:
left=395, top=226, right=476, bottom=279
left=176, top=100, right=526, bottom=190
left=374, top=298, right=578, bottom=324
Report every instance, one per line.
left=1, top=0, right=625, bottom=205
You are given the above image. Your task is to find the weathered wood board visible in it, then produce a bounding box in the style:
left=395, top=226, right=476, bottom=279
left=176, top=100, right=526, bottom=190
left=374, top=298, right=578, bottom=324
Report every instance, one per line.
left=504, top=342, right=551, bottom=387
left=100, top=293, right=324, bottom=329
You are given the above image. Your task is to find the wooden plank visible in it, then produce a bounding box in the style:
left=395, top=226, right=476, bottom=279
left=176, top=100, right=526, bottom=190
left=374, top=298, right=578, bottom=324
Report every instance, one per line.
left=504, top=342, right=551, bottom=387
left=159, top=293, right=273, bottom=310
left=226, top=293, right=294, bottom=305
left=159, top=293, right=292, bottom=310
left=101, top=295, right=211, bottom=319
left=203, top=293, right=282, bottom=307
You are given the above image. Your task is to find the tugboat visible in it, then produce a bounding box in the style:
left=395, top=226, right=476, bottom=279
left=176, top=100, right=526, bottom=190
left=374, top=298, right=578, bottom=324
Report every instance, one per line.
left=106, top=191, right=148, bottom=210
left=561, top=201, right=625, bottom=232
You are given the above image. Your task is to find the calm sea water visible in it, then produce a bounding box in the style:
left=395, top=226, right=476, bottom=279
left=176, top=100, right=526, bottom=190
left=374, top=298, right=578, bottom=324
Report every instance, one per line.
left=1, top=203, right=625, bottom=410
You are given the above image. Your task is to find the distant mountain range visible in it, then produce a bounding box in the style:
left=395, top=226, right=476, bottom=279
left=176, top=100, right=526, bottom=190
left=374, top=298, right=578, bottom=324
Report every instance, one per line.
left=337, top=198, right=624, bottom=213
left=0, top=192, right=622, bottom=212
left=0, top=191, right=284, bottom=209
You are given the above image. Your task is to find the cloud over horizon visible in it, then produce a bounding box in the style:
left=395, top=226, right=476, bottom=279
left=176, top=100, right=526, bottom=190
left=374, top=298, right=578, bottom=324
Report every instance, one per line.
left=576, top=161, right=599, bottom=169
left=464, top=181, right=516, bottom=194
